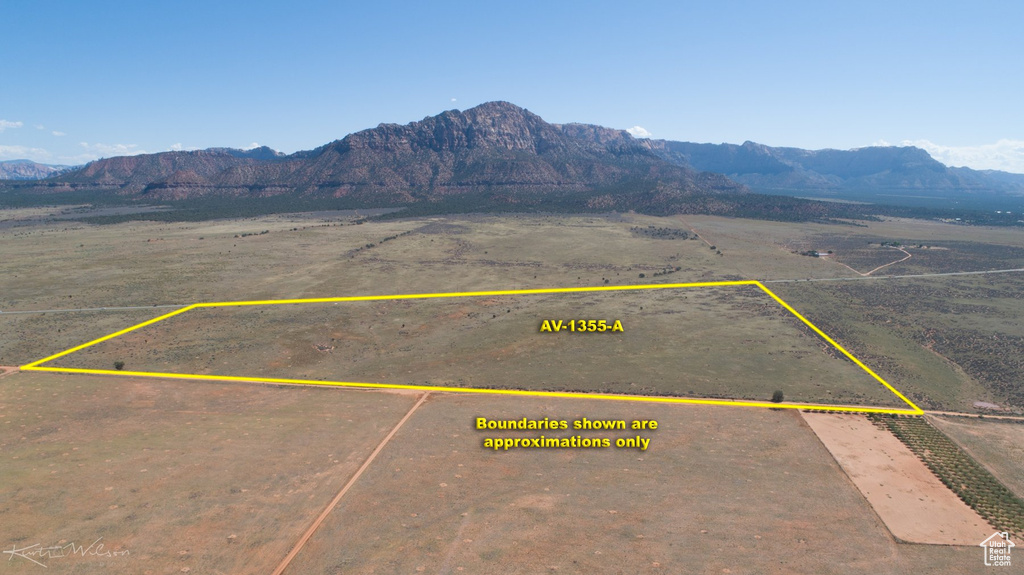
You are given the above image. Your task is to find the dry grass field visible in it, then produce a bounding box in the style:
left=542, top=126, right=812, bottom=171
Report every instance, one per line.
left=680, top=215, right=1024, bottom=279
left=0, top=372, right=988, bottom=574
left=0, top=371, right=419, bottom=574
left=3, top=212, right=723, bottom=367
left=281, top=392, right=982, bottom=574
left=669, top=213, right=1024, bottom=413
left=771, top=275, right=1024, bottom=412
left=43, top=284, right=907, bottom=408
left=3, top=209, right=1024, bottom=573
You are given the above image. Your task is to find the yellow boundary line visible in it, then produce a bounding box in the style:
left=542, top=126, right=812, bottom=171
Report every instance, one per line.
left=20, top=280, right=924, bottom=415
left=754, top=283, right=922, bottom=414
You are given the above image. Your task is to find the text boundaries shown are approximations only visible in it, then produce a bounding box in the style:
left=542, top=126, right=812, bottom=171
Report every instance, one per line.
left=20, top=280, right=924, bottom=415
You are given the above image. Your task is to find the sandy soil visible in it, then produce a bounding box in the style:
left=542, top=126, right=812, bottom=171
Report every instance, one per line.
left=802, top=412, right=992, bottom=545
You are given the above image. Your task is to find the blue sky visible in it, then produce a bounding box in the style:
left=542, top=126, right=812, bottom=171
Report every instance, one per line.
left=2, top=1, right=1022, bottom=171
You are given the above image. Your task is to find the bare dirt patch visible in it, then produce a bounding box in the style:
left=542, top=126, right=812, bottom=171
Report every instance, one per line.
left=802, top=411, right=991, bottom=545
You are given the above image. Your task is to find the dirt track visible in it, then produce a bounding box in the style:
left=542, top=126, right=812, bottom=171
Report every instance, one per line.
left=802, top=411, right=992, bottom=545
left=273, top=392, right=431, bottom=575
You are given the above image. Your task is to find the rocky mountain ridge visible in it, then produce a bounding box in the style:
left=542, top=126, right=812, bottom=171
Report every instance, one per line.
left=8, top=102, right=1021, bottom=215
left=647, top=140, right=1024, bottom=201
left=0, top=159, right=76, bottom=180
left=28, top=102, right=743, bottom=204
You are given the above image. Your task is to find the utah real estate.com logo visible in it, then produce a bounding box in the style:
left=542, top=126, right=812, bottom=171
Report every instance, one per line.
left=980, top=532, right=1014, bottom=567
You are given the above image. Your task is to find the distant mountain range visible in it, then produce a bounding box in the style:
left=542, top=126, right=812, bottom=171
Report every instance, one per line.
left=14, top=103, right=741, bottom=207
left=648, top=140, right=1024, bottom=208
left=3, top=102, right=1022, bottom=216
left=0, top=159, right=77, bottom=180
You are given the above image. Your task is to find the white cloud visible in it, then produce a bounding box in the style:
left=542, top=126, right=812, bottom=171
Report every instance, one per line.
left=35, top=124, right=46, bottom=130
left=78, top=142, right=148, bottom=159
left=626, top=125, right=652, bottom=139
left=242, top=142, right=261, bottom=150
left=51, top=130, right=66, bottom=137
left=868, top=138, right=1024, bottom=173
left=0, top=120, right=24, bottom=132
left=58, top=153, right=105, bottom=165
left=451, top=98, right=457, bottom=102
left=0, top=144, right=52, bottom=161
left=898, top=139, right=1024, bottom=173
